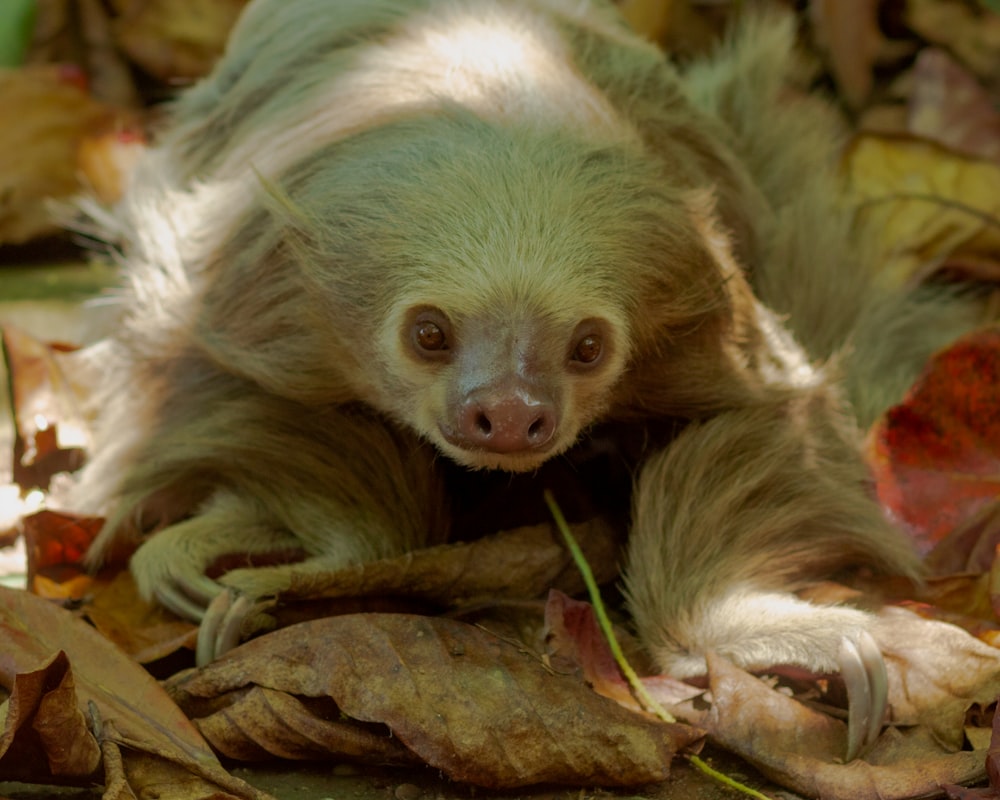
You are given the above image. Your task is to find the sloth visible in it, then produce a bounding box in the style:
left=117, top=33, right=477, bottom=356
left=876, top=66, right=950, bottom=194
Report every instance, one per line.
left=73, top=0, right=976, bottom=706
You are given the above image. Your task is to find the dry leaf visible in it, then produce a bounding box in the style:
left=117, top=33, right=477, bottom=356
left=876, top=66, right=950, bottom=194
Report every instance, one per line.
left=254, top=519, right=623, bottom=638
left=1, top=326, right=94, bottom=492
left=905, top=0, right=1000, bottom=84
left=846, top=135, right=1000, bottom=286
left=0, top=65, right=126, bottom=243
left=84, top=571, right=198, bottom=664
left=867, top=327, right=1000, bottom=553
left=0, top=586, right=270, bottom=798
left=111, top=0, right=248, bottom=81
left=810, top=0, right=886, bottom=110
left=168, top=613, right=702, bottom=788
left=543, top=590, right=704, bottom=717
left=704, top=651, right=987, bottom=800
left=909, top=48, right=1000, bottom=163
left=873, top=607, right=1000, bottom=751
left=0, top=651, right=100, bottom=782
left=193, top=686, right=419, bottom=764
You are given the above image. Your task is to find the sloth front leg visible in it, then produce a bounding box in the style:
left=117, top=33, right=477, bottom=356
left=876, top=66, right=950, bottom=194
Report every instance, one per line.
left=623, top=395, right=919, bottom=758
left=106, top=398, right=447, bottom=661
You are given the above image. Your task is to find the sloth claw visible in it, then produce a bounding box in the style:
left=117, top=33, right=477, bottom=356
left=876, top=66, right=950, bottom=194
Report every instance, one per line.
left=154, top=581, right=211, bottom=623
left=840, top=630, right=888, bottom=762
left=196, top=589, right=255, bottom=666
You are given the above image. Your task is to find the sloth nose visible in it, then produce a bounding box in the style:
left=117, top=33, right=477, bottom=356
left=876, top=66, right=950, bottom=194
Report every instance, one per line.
left=458, top=394, right=556, bottom=453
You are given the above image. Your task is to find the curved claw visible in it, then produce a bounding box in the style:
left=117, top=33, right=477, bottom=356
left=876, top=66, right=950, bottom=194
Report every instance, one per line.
left=151, top=570, right=227, bottom=623
left=196, top=590, right=255, bottom=666
left=840, top=630, right=888, bottom=762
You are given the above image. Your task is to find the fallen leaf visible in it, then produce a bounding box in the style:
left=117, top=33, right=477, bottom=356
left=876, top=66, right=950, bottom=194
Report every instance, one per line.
left=83, top=571, right=197, bottom=664
left=0, top=586, right=270, bottom=797
left=0, top=651, right=100, bottom=782
left=704, top=651, right=987, bottom=800
left=810, top=0, right=887, bottom=109
left=1, top=326, right=93, bottom=493
left=542, top=590, right=704, bottom=718
left=909, top=48, right=1000, bottom=163
left=905, top=0, right=1000, bottom=84
left=167, top=613, right=702, bottom=788
left=867, top=327, right=1000, bottom=552
left=111, top=0, right=249, bottom=81
left=873, top=606, right=1000, bottom=751
left=193, top=686, right=420, bottom=764
left=255, top=520, right=623, bottom=636
left=0, top=66, right=123, bottom=243
left=22, top=510, right=102, bottom=598
left=846, top=135, right=1000, bottom=287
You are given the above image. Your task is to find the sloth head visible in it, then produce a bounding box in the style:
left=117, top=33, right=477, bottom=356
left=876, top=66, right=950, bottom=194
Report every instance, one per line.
left=218, top=112, right=734, bottom=472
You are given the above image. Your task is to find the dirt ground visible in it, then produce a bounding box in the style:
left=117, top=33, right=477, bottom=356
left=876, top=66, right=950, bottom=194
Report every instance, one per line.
left=0, top=748, right=783, bottom=800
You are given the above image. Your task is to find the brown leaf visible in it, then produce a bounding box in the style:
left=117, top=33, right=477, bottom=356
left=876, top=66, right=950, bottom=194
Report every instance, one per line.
left=111, top=0, right=249, bottom=81
left=0, top=66, right=122, bottom=243
left=0, top=651, right=100, bottom=782
left=704, top=652, right=987, bottom=800
left=909, top=48, right=1000, bottom=163
left=810, top=0, right=919, bottom=110
left=270, top=519, right=622, bottom=614
left=542, top=590, right=704, bottom=717
left=193, top=686, right=419, bottom=765
left=83, top=571, right=198, bottom=664
left=1, top=326, right=92, bottom=493
left=168, top=613, right=702, bottom=788
left=873, top=606, right=1000, bottom=750
left=0, top=587, right=270, bottom=798
left=905, top=0, right=1000, bottom=84
left=810, top=0, right=884, bottom=109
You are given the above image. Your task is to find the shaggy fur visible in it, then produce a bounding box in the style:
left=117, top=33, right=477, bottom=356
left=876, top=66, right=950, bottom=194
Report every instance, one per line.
left=74, top=0, right=978, bottom=675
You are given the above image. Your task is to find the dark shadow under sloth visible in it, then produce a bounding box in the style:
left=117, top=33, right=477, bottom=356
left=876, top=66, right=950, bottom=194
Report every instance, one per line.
left=73, top=0, right=981, bottom=698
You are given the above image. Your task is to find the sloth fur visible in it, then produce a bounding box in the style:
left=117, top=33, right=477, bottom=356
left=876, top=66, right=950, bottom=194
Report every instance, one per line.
left=74, top=0, right=979, bottom=676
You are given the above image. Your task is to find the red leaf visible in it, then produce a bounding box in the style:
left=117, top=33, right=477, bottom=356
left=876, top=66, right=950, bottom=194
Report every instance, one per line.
left=867, top=328, right=1000, bottom=552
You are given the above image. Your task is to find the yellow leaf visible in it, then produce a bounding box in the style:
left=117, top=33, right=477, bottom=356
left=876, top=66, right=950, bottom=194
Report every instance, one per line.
left=844, top=135, right=1000, bottom=286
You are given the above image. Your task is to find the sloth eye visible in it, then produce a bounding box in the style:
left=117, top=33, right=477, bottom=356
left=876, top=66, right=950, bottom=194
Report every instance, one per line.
left=415, top=320, right=447, bottom=351
left=408, top=307, right=453, bottom=361
left=572, top=333, right=602, bottom=364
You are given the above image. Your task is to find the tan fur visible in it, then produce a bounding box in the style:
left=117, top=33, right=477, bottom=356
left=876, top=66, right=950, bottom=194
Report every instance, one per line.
left=72, top=0, right=977, bottom=674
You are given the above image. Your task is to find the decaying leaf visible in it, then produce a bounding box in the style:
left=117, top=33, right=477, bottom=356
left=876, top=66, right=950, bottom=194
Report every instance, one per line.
left=110, top=0, right=249, bottom=81
left=1, top=326, right=96, bottom=493
left=167, top=613, right=702, bottom=788
left=0, top=587, right=270, bottom=798
left=909, top=48, right=1000, bottom=163
left=83, top=571, right=198, bottom=664
left=873, top=607, right=1000, bottom=751
left=846, top=135, right=1000, bottom=286
left=0, top=651, right=100, bottom=782
left=905, top=0, right=1000, bottom=84
left=810, top=0, right=894, bottom=110
left=21, top=509, right=102, bottom=599
left=543, top=590, right=704, bottom=717
left=867, top=326, right=1000, bottom=552
left=252, top=519, right=623, bottom=638
left=704, top=648, right=987, bottom=800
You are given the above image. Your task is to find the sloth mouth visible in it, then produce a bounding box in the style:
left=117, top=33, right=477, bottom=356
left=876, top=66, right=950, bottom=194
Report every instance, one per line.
left=434, top=426, right=557, bottom=473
